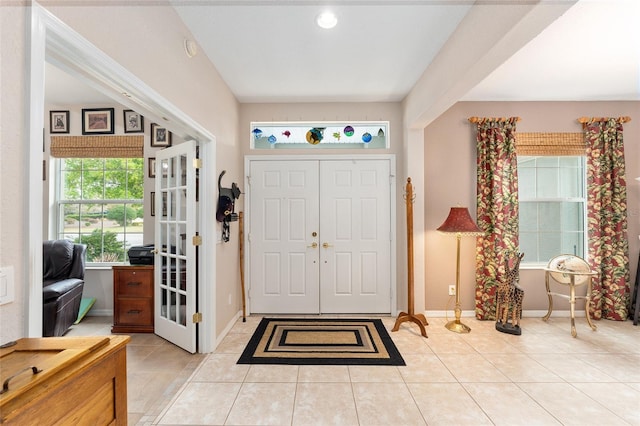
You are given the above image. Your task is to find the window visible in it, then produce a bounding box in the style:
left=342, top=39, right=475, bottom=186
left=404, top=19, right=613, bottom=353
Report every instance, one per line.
left=250, top=121, right=389, bottom=149
left=518, top=156, right=586, bottom=265
left=57, top=158, right=144, bottom=264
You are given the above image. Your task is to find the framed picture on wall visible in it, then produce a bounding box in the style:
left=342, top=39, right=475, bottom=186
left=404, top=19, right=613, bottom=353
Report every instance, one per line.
left=148, top=157, right=156, bottom=178
left=81, top=108, right=114, bottom=135
left=50, top=110, right=69, bottom=133
left=150, top=123, right=172, bottom=147
left=124, top=110, right=144, bottom=133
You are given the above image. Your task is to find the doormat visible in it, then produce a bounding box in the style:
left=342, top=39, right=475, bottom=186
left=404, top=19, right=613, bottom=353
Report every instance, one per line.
left=237, top=318, right=405, bottom=366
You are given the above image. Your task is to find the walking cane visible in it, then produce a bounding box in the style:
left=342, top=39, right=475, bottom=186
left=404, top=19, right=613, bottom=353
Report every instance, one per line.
left=239, top=211, right=246, bottom=322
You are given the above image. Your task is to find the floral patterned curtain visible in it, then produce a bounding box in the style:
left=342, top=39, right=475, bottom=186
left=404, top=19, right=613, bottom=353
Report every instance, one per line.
left=583, top=117, right=630, bottom=320
left=474, top=117, right=520, bottom=320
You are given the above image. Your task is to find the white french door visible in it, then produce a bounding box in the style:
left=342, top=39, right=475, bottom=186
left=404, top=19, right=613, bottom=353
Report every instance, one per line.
left=248, top=158, right=393, bottom=314
left=154, top=141, right=198, bottom=353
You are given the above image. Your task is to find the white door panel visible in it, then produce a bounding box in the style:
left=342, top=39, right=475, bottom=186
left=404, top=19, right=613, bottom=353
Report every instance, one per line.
left=319, top=160, right=391, bottom=313
left=249, top=161, right=320, bottom=313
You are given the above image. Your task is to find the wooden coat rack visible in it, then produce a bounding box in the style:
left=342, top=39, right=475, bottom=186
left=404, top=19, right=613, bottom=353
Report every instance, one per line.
left=392, top=178, right=428, bottom=337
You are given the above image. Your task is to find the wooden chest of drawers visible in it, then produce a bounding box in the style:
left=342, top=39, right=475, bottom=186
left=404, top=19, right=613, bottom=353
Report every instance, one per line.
left=112, top=265, right=154, bottom=333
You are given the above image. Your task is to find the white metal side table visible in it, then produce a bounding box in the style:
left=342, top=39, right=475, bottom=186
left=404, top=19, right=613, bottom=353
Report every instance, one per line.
left=543, top=254, right=597, bottom=337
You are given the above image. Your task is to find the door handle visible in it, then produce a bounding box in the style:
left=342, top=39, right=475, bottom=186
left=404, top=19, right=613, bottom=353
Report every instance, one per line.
left=322, top=242, right=333, bottom=248
left=307, top=242, right=318, bottom=248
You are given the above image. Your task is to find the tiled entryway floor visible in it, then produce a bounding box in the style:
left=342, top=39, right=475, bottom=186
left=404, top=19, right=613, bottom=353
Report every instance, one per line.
left=69, top=315, right=640, bottom=425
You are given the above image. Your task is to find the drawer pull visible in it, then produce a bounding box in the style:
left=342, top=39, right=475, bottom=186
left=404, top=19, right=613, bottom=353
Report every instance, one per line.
left=1, top=366, right=42, bottom=395
left=127, top=281, right=142, bottom=286
left=127, top=309, right=142, bottom=314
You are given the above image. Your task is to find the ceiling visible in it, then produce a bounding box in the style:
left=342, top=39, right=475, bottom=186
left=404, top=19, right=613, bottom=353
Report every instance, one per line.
left=46, top=0, right=640, bottom=108
left=173, top=1, right=473, bottom=103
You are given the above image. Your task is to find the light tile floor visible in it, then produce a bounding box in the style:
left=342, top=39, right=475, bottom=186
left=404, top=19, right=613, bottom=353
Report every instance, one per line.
left=69, top=315, right=640, bottom=425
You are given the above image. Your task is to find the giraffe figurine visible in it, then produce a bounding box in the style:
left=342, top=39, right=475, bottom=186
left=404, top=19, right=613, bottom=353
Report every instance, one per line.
left=495, top=252, right=525, bottom=335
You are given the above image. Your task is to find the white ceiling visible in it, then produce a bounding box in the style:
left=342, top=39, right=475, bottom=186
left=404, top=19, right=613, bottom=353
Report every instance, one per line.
left=46, top=0, right=640, bottom=108
left=463, top=0, right=640, bottom=101
left=173, top=2, right=473, bottom=103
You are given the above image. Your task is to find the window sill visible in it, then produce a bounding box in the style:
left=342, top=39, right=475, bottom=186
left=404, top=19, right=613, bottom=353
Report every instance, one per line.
left=86, top=263, right=128, bottom=271
left=520, top=264, right=547, bottom=271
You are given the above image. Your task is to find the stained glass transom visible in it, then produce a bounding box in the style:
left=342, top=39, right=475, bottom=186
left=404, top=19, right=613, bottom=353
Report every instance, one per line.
left=251, top=122, right=389, bottom=149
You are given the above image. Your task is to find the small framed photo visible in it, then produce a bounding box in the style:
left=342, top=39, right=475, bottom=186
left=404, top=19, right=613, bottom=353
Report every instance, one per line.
left=123, top=110, right=144, bottom=133
left=148, top=157, right=156, bottom=178
left=150, top=123, right=172, bottom=147
left=150, top=192, right=156, bottom=216
left=82, top=108, right=114, bottom=135
left=50, top=110, right=69, bottom=133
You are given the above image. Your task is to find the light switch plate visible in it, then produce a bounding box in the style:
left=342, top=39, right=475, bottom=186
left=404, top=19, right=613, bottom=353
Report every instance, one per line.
left=0, top=266, right=15, bottom=305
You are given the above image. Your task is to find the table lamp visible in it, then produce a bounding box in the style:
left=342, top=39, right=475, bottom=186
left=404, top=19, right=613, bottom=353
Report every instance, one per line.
left=437, top=207, right=483, bottom=333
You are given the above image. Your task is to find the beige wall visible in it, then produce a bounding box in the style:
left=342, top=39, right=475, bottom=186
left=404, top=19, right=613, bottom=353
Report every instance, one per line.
left=0, top=6, right=29, bottom=343
left=0, top=4, right=242, bottom=341
left=424, top=101, right=640, bottom=316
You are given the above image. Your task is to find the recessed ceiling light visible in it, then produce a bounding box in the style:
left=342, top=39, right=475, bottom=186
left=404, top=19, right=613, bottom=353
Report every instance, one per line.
left=316, top=11, right=337, bottom=29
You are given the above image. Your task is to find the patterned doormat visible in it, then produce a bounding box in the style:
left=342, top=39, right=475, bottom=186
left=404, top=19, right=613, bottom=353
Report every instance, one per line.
left=237, top=318, right=405, bottom=366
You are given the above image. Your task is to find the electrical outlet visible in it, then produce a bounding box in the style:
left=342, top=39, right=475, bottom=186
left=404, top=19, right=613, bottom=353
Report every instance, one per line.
left=448, top=285, right=456, bottom=296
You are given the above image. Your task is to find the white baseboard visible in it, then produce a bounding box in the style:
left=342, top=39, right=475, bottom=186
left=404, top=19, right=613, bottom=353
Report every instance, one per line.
left=86, top=309, right=112, bottom=317
left=215, top=310, right=242, bottom=349
left=425, top=310, right=581, bottom=318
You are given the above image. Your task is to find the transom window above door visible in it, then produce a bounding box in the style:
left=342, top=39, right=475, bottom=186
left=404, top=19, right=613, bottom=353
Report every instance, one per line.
left=250, top=121, right=389, bottom=149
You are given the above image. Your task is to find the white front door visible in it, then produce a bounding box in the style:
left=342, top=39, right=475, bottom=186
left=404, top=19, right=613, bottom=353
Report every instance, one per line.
left=319, top=160, right=391, bottom=313
left=154, top=141, right=198, bottom=353
left=248, top=160, right=320, bottom=313
left=248, top=158, right=392, bottom=314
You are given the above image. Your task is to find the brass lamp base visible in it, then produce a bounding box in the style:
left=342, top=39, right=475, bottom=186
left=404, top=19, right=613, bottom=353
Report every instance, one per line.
left=445, top=319, right=471, bottom=334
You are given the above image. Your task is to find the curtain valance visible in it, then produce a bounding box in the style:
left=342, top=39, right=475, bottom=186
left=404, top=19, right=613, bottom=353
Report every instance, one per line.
left=50, top=135, right=143, bottom=158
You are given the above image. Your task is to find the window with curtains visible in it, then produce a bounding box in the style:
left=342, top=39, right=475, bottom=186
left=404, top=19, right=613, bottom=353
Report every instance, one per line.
left=516, top=132, right=587, bottom=265
left=51, top=135, right=145, bottom=265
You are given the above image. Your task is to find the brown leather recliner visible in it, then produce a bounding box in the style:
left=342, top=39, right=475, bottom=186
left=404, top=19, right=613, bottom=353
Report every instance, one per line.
left=43, top=240, right=86, bottom=337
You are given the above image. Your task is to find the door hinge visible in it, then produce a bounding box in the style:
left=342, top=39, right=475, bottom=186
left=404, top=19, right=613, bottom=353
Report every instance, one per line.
left=192, top=234, right=202, bottom=246
left=247, top=175, right=251, bottom=187
left=193, top=158, right=202, bottom=169
left=192, top=312, right=203, bottom=323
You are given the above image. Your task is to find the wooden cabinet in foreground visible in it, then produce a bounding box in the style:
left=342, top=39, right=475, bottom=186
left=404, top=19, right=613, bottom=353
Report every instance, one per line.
left=0, top=335, right=130, bottom=425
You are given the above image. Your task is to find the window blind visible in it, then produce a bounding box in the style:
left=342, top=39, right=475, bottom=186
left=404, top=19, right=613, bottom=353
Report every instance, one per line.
left=50, top=135, right=143, bottom=158
left=516, top=132, right=585, bottom=156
